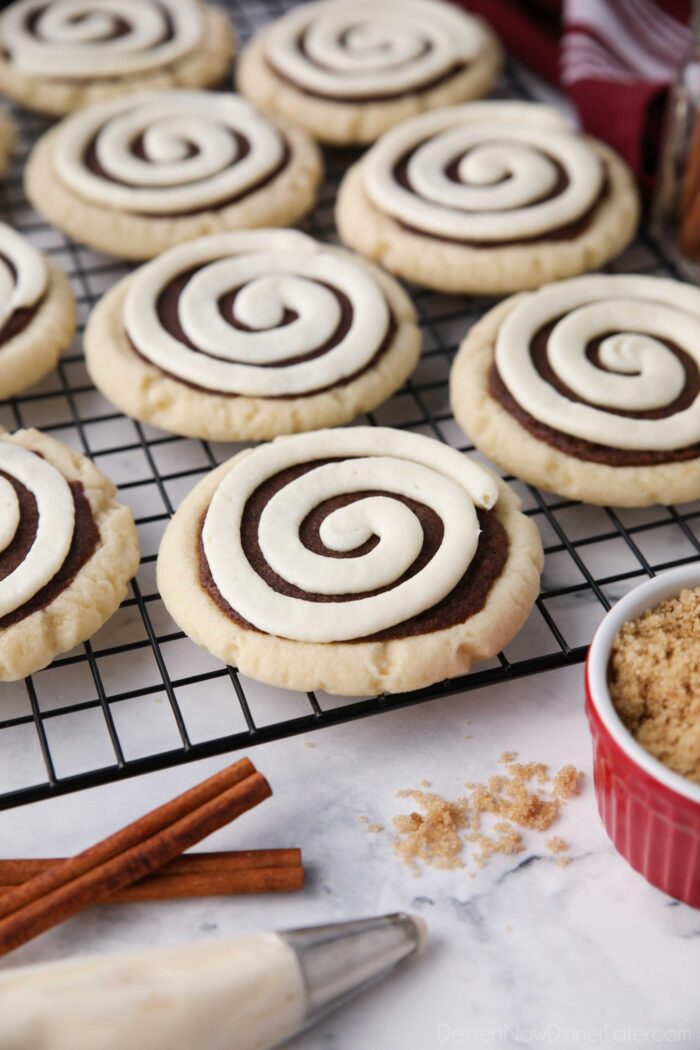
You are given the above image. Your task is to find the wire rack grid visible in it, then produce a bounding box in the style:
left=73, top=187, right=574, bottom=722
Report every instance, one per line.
left=0, top=0, right=698, bottom=812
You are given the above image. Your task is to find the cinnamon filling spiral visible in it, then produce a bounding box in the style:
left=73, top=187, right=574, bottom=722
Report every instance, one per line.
left=197, top=428, right=508, bottom=643
left=0, top=444, right=98, bottom=629
left=263, top=0, right=488, bottom=102
left=490, top=275, right=700, bottom=466
left=363, top=102, right=607, bottom=246
left=54, top=92, right=290, bottom=217
left=124, top=231, right=397, bottom=398
left=0, top=0, right=203, bottom=79
left=0, top=223, right=49, bottom=346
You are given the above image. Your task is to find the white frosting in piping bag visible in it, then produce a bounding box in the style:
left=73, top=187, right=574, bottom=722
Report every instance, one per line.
left=0, top=442, right=74, bottom=619
left=124, top=230, right=391, bottom=397
left=495, top=274, right=700, bottom=451
left=264, top=0, right=489, bottom=100
left=0, top=0, right=203, bottom=79
left=202, top=427, right=499, bottom=642
left=0, top=932, right=305, bottom=1050
left=0, top=915, right=427, bottom=1050
left=53, top=92, right=286, bottom=215
left=363, top=102, right=603, bottom=242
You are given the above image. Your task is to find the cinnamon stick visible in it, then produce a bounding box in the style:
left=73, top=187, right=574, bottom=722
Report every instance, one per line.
left=0, top=868, right=303, bottom=901
left=0, top=849, right=302, bottom=883
left=110, top=866, right=303, bottom=900
left=0, top=758, right=258, bottom=924
left=0, top=850, right=304, bottom=900
left=680, top=113, right=700, bottom=259
left=0, top=759, right=271, bottom=957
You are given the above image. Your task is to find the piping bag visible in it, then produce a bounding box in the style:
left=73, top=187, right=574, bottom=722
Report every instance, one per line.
left=0, top=912, right=426, bottom=1050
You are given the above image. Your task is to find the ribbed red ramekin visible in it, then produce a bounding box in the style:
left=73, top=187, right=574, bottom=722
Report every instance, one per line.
left=585, top=566, right=700, bottom=908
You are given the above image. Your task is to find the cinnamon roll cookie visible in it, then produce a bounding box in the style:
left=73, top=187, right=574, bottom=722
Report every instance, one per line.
left=84, top=230, right=421, bottom=441
left=336, top=102, right=639, bottom=294
left=0, top=223, right=76, bottom=399
left=157, top=427, right=543, bottom=696
left=451, top=275, right=700, bottom=507
left=237, top=0, right=501, bottom=146
left=25, top=91, right=323, bottom=260
left=0, top=0, right=234, bottom=116
left=0, top=428, right=140, bottom=681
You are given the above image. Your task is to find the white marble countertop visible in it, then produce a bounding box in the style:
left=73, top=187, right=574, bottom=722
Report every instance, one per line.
left=0, top=661, right=697, bottom=1048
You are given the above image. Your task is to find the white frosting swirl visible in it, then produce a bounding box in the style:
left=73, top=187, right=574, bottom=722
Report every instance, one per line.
left=0, top=222, right=48, bottom=338
left=53, top=92, right=287, bottom=215
left=0, top=0, right=203, bottom=79
left=202, top=427, right=499, bottom=642
left=0, top=442, right=75, bottom=620
left=363, top=102, right=604, bottom=242
left=495, top=275, right=700, bottom=451
left=264, top=0, right=489, bottom=100
left=124, top=230, right=392, bottom=397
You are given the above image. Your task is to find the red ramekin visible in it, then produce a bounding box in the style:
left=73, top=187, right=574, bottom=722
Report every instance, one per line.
left=585, top=566, right=700, bottom=908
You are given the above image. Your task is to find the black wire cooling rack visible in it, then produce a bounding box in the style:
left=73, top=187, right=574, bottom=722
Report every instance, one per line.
left=0, top=0, right=698, bottom=812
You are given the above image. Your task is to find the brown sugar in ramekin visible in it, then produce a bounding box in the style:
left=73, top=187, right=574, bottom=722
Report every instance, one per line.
left=609, top=587, right=700, bottom=785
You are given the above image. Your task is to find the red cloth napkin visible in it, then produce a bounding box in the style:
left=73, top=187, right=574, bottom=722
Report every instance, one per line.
left=461, top=0, right=692, bottom=191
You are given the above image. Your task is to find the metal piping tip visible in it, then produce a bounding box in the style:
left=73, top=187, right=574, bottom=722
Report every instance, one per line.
left=281, top=912, right=427, bottom=1028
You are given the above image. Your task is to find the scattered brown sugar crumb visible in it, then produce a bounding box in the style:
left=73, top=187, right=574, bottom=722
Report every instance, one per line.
left=545, top=835, right=569, bottom=855
left=359, top=815, right=384, bottom=833
left=551, top=765, right=581, bottom=799
left=609, top=587, right=700, bottom=784
left=468, top=822, right=524, bottom=867
left=504, top=760, right=550, bottom=786
left=304, top=741, right=316, bottom=749
left=392, top=790, right=469, bottom=872
left=392, top=756, right=583, bottom=874
left=500, top=751, right=518, bottom=763
left=469, top=756, right=561, bottom=832
left=546, top=837, right=572, bottom=869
